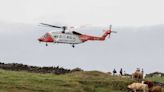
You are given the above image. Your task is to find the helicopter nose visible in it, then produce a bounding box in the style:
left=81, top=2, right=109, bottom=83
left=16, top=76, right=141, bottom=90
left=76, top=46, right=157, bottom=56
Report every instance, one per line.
left=38, top=38, right=43, bottom=42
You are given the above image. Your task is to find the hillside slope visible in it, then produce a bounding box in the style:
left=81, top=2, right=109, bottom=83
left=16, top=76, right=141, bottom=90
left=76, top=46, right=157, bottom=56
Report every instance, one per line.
left=0, top=69, right=163, bottom=92
left=0, top=69, right=133, bottom=92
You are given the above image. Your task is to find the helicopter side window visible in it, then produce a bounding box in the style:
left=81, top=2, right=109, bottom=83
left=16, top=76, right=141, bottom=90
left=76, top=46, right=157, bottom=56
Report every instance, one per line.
left=54, top=35, right=58, bottom=38
left=67, top=36, right=72, bottom=39
left=59, top=35, right=62, bottom=38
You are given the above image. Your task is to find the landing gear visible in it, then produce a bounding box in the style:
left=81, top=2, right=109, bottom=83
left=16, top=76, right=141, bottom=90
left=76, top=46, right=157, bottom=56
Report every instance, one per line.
left=72, top=44, right=75, bottom=48
left=46, top=43, right=48, bottom=46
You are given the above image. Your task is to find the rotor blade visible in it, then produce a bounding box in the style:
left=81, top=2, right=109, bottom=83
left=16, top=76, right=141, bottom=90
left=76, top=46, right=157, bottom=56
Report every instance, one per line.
left=109, top=25, right=112, bottom=30
left=40, top=23, right=62, bottom=28
left=111, top=31, right=117, bottom=33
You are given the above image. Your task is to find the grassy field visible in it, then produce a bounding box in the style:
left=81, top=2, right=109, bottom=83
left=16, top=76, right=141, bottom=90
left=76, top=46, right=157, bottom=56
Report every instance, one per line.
left=0, top=69, right=134, bottom=92
left=146, top=76, right=164, bottom=83
left=0, top=69, right=163, bottom=92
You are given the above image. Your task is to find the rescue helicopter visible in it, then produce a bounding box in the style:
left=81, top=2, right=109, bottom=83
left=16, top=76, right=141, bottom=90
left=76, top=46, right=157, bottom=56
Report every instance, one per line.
left=38, top=23, right=117, bottom=48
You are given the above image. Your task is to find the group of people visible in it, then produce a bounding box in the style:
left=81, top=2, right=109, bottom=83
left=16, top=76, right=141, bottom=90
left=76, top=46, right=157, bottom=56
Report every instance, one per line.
left=112, top=68, right=144, bottom=78
left=112, top=68, right=123, bottom=76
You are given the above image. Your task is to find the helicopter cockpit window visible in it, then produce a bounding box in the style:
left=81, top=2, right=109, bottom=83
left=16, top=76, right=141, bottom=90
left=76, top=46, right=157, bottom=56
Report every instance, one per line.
left=43, top=33, right=49, bottom=38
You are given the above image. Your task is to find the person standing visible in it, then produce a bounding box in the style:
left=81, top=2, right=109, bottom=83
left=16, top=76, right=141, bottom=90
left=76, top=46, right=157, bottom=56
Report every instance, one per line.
left=120, top=68, right=123, bottom=76
left=113, top=69, right=117, bottom=76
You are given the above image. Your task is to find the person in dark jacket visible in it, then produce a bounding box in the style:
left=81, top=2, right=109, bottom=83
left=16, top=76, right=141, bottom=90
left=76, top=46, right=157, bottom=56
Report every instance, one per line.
left=120, top=68, right=123, bottom=76
left=113, top=69, right=117, bottom=76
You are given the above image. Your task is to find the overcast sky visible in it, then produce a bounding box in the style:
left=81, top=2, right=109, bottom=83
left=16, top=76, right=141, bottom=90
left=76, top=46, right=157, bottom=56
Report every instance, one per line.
left=0, top=0, right=164, bottom=74
left=0, top=0, right=164, bottom=26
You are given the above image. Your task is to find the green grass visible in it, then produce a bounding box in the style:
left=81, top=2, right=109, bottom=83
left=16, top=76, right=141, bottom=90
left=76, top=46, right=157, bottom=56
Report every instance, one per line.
left=0, top=69, right=163, bottom=92
left=145, top=76, right=164, bottom=83
left=0, top=69, right=134, bottom=92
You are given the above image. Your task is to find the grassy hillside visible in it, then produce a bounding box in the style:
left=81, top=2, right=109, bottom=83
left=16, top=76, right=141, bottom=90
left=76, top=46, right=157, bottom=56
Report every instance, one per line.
left=0, top=69, right=163, bottom=92
left=0, top=69, right=133, bottom=92
left=146, top=77, right=164, bottom=83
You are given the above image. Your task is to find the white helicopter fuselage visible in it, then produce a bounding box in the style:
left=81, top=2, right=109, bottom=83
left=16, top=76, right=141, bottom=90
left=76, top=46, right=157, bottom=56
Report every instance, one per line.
left=38, top=28, right=113, bottom=48
left=38, top=23, right=114, bottom=48
left=50, top=32, right=82, bottom=44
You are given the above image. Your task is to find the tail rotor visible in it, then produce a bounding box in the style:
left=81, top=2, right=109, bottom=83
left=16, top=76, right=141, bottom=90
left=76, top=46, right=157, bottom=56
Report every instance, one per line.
left=108, top=25, right=117, bottom=38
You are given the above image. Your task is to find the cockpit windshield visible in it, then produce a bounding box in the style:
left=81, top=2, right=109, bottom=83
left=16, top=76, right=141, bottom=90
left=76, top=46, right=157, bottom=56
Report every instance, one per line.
left=43, top=33, right=49, bottom=38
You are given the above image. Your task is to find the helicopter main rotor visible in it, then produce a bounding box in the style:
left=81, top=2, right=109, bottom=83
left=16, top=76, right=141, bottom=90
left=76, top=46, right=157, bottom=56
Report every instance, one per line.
left=40, top=23, right=67, bottom=33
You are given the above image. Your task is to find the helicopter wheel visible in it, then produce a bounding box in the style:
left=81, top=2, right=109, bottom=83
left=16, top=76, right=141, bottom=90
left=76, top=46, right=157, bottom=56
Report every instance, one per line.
left=72, top=44, right=75, bottom=48
left=46, top=43, right=48, bottom=46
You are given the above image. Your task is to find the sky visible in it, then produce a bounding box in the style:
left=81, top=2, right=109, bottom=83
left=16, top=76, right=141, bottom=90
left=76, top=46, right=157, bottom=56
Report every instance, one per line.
left=0, top=0, right=164, bottom=26
left=0, top=0, right=164, bottom=74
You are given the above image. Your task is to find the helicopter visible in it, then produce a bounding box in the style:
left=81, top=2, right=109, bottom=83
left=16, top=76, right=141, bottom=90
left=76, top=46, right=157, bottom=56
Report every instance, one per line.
left=38, top=23, right=117, bottom=48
